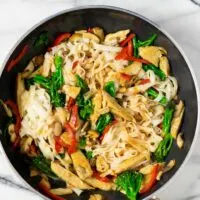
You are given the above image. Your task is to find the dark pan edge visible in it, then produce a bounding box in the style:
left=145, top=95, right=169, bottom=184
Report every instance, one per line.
left=0, top=5, right=199, bottom=200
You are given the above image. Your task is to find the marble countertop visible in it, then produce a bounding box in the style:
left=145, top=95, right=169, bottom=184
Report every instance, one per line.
left=0, top=0, right=200, bottom=199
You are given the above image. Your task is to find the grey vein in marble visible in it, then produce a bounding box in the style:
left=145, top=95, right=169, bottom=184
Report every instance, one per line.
left=190, top=0, right=200, bottom=6
left=0, top=175, right=33, bottom=193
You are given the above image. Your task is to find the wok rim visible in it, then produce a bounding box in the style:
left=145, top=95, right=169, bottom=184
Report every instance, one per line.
left=0, top=5, right=199, bottom=200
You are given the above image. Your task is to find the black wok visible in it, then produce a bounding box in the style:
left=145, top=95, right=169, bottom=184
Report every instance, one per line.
left=0, top=6, right=198, bottom=200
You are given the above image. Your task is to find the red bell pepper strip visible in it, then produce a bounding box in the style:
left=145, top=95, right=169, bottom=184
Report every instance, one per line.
left=72, top=60, right=79, bottom=69
left=64, top=122, right=77, bottom=154
left=139, top=78, right=150, bottom=85
left=52, top=32, right=71, bottom=47
left=120, top=33, right=135, bottom=47
left=54, top=136, right=63, bottom=153
left=5, top=100, right=21, bottom=135
left=120, top=73, right=132, bottom=81
left=67, top=97, right=75, bottom=111
left=6, top=45, right=28, bottom=72
left=100, top=120, right=118, bottom=141
left=38, top=181, right=65, bottom=200
left=93, top=171, right=111, bottom=183
left=126, top=56, right=150, bottom=64
left=87, top=27, right=93, bottom=33
left=70, top=104, right=79, bottom=128
left=127, top=40, right=133, bottom=57
left=140, top=164, right=159, bottom=193
left=115, top=46, right=128, bottom=60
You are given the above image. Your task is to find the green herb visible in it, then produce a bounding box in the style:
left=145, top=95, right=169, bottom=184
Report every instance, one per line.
left=24, top=78, right=34, bottom=90
left=59, top=153, right=65, bottom=159
left=154, top=134, right=173, bottom=162
left=32, top=155, right=58, bottom=179
left=132, top=34, right=157, bottom=57
left=115, top=171, right=143, bottom=200
left=104, top=81, right=116, bottom=97
left=25, top=56, right=65, bottom=107
left=33, top=75, right=51, bottom=89
left=128, top=61, right=133, bottom=65
left=85, top=151, right=93, bottom=160
left=137, top=34, right=157, bottom=47
left=79, top=136, right=86, bottom=148
left=96, top=113, right=114, bottom=134
left=162, top=101, right=175, bottom=134
left=143, top=64, right=166, bottom=81
left=34, top=31, right=49, bottom=47
left=147, top=88, right=168, bottom=105
left=52, top=55, right=64, bottom=89
left=76, top=94, right=93, bottom=120
left=75, top=75, right=93, bottom=120
left=75, top=75, right=89, bottom=93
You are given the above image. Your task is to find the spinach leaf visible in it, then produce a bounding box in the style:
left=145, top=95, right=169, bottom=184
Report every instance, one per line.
left=77, top=95, right=93, bottom=120
left=79, top=136, right=86, bottom=148
left=137, top=34, right=157, bottom=47
left=96, top=113, right=114, bottom=134
left=75, top=75, right=89, bottom=93
left=32, top=155, right=58, bottom=179
left=24, top=78, right=34, bottom=90
left=162, top=101, right=175, bottom=134
left=34, top=32, right=49, bottom=47
left=104, top=81, right=116, bottom=97
left=132, top=34, right=157, bottom=57
left=52, top=55, right=64, bottom=90
left=85, top=151, right=93, bottom=160
left=147, top=88, right=168, bottom=105
left=25, top=56, right=65, bottom=107
left=143, top=64, right=166, bottom=81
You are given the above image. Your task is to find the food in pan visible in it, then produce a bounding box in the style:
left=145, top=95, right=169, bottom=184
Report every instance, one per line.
left=2, top=27, right=185, bottom=200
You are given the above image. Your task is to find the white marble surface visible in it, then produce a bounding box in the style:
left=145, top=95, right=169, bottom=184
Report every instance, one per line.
left=0, top=0, right=200, bottom=199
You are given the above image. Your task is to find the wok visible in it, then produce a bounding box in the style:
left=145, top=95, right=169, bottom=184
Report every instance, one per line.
left=0, top=6, right=199, bottom=200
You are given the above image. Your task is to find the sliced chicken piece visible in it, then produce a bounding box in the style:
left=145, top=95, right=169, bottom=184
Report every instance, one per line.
left=41, top=52, right=54, bottom=77
left=138, top=46, right=167, bottom=66
left=92, top=27, right=105, bottom=42
left=114, top=153, right=150, bottom=174
left=171, top=100, right=185, bottom=138
left=71, top=150, right=93, bottom=180
left=89, top=194, right=104, bottom=200
left=22, top=55, right=44, bottom=78
left=103, top=91, right=133, bottom=121
left=51, top=162, right=93, bottom=190
left=50, top=188, right=73, bottom=195
left=20, top=136, right=33, bottom=154
left=54, top=107, right=69, bottom=126
left=70, top=32, right=100, bottom=43
left=90, top=90, right=102, bottom=126
left=85, top=177, right=113, bottom=191
left=177, top=133, right=184, bottom=149
left=63, top=85, right=81, bottom=99
left=104, top=30, right=130, bottom=46
left=96, top=156, right=109, bottom=173
left=120, top=61, right=142, bottom=75
left=159, top=56, right=170, bottom=75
